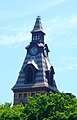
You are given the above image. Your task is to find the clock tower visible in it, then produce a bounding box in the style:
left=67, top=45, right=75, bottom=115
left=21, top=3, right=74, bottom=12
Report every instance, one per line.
left=12, top=16, right=58, bottom=105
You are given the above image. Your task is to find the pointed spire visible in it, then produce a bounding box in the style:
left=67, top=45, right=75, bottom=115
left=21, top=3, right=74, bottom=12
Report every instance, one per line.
left=31, top=16, right=44, bottom=33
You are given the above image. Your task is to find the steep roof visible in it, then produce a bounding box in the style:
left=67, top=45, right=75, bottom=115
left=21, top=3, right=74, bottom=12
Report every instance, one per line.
left=31, top=16, right=45, bottom=34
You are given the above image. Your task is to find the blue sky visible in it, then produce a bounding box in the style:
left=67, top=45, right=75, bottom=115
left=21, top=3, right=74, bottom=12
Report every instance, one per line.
left=0, top=0, right=77, bottom=104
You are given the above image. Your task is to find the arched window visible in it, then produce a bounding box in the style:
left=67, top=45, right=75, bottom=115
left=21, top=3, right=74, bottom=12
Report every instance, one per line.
left=38, top=36, right=40, bottom=40
left=27, top=68, right=33, bottom=83
left=24, top=65, right=36, bottom=84
left=33, top=36, right=34, bottom=40
left=35, top=35, right=37, bottom=40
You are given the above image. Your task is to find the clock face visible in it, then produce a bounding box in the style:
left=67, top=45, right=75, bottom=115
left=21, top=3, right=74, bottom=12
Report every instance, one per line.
left=30, top=46, right=38, bottom=55
left=44, top=49, right=48, bottom=57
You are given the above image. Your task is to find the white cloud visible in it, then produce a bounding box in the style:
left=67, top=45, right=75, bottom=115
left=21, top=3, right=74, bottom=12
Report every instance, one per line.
left=0, top=0, right=67, bottom=21
left=0, top=13, right=77, bottom=46
left=0, top=24, right=32, bottom=45
left=0, top=24, right=31, bottom=31
left=56, top=63, right=77, bottom=72
left=0, top=32, right=30, bottom=45
left=56, top=56, right=77, bottom=72
left=60, top=56, right=77, bottom=62
left=70, top=17, right=77, bottom=25
left=70, top=37, right=77, bottom=46
left=44, top=16, right=77, bottom=49
left=0, top=26, right=12, bottom=30
left=42, top=0, right=67, bottom=10
left=45, top=16, right=77, bottom=34
left=50, top=0, right=67, bottom=6
left=65, top=63, right=77, bottom=70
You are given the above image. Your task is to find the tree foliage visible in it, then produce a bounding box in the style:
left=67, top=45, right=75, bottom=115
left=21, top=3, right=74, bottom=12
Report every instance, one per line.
left=0, top=92, right=77, bottom=120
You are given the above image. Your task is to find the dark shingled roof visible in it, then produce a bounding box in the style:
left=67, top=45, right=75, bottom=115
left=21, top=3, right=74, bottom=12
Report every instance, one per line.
left=31, top=16, right=45, bottom=34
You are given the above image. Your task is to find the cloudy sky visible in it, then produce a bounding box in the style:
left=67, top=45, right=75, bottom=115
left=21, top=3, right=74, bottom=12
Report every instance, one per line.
left=0, top=0, right=77, bottom=104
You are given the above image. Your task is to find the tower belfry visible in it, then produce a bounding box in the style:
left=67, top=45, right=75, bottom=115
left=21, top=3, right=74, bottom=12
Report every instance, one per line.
left=12, top=16, right=58, bottom=105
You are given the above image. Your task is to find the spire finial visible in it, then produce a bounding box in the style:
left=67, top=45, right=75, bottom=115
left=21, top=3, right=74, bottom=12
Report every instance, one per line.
left=37, top=16, right=41, bottom=18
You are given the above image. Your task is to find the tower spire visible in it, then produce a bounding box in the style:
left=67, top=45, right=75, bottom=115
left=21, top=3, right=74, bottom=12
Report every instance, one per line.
left=31, top=16, right=44, bottom=33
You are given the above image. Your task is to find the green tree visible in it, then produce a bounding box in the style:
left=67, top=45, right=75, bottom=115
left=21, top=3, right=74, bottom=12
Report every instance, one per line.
left=0, top=92, right=77, bottom=120
left=24, top=92, right=77, bottom=120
